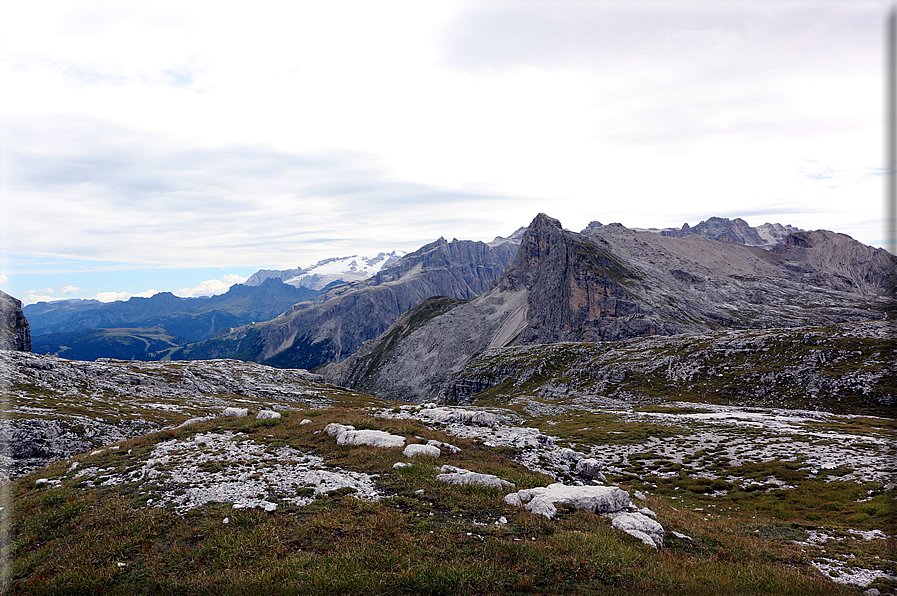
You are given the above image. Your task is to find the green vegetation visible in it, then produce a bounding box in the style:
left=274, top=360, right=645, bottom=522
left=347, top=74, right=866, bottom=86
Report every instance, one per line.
left=448, top=322, right=896, bottom=417
left=32, top=327, right=185, bottom=361
left=8, top=410, right=888, bottom=595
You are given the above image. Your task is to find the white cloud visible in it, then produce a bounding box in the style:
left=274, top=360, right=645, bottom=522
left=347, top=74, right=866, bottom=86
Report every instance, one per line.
left=25, top=285, right=82, bottom=295
left=23, top=294, right=56, bottom=305
left=174, top=278, right=231, bottom=298
left=0, top=0, right=887, bottom=286
left=223, top=273, right=248, bottom=284
left=93, top=289, right=157, bottom=302
left=0, top=274, right=7, bottom=285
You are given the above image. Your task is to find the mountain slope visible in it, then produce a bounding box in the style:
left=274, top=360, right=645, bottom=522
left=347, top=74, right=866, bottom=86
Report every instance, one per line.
left=31, top=327, right=185, bottom=361
left=166, top=231, right=523, bottom=369
left=325, top=213, right=895, bottom=402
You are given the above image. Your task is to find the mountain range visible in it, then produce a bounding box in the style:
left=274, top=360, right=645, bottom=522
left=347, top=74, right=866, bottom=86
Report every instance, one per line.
left=163, top=230, right=524, bottom=368
left=24, top=278, right=318, bottom=360
left=323, top=214, right=895, bottom=402
left=12, top=214, right=895, bottom=385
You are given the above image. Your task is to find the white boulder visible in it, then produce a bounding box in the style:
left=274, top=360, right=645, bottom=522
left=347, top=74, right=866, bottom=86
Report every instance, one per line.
left=256, top=410, right=281, bottom=420
left=179, top=416, right=213, bottom=428
left=575, top=458, right=606, bottom=480
left=403, top=444, right=440, bottom=458
left=420, top=408, right=502, bottom=428
left=436, top=465, right=515, bottom=489
left=222, top=407, right=248, bottom=418
left=609, top=512, right=665, bottom=548
left=504, top=483, right=665, bottom=548
left=503, top=484, right=631, bottom=520
left=325, top=423, right=405, bottom=448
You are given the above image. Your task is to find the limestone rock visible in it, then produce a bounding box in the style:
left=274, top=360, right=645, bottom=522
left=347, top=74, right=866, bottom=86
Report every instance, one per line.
left=256, top=410, right=281, bottom=420
left=436, top=465, right=514, bottom=488
left=609, top=511, right=665, bottom=548
left=403, top=444, right=440, bottom=458
left=222, top=407, right=248, bottom=418
left=575, top=458, right=606, bottom=482
left=0, top=290, right=31, bottom=352
left=326, top=423, right=405, bottom=449
left=504, top=483, right=631, bottom=519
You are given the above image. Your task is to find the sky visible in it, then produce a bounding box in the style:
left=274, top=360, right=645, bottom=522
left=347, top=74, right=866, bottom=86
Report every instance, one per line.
left=0, top=0, right=891, bottom=305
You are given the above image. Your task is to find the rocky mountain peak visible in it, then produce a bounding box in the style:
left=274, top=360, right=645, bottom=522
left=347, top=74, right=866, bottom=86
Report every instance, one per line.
left=1, top=290, right=32, bottom=352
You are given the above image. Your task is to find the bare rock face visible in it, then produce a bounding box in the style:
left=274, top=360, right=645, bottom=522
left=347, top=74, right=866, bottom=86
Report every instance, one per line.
left=501, top=213, right=668, bottom=343
left=0, top=290, right=31, bottom=352
left=658, top=216, right=800, bottom=247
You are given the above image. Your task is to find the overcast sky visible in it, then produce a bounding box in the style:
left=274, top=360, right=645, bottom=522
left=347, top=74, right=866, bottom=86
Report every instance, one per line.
left=0, top=0, right=890, bottom=304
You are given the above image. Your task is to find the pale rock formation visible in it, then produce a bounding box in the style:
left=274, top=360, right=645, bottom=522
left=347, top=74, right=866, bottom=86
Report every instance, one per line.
left=575, top=458, right=607, bottom=482
left=504, top=482, right=665, bottom=547
left=179, top=416, right=214, bottom=428
left=435, top=465, right=514, bottom=488
left=419, top=408, right=503, bottom=428
left=222, top=407, right=248, bottom=418
left=325, top=423, right=405, bottom=448
left=609, top=511, right=665, bottom=548
left=256, top=410, right=281, bottom=420
left=504, top=483, right=631, bottom=519
left=403, top=444, right=440, bottom=458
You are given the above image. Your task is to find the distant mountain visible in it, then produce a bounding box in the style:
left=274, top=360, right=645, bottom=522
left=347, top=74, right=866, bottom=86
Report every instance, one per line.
left=601, top=216, right=805, bottom=247
left=245, top=251, right=405, bottom=291
left=26, top=278, right=318, bottom=349
left=324, top=213, right=896, bottom=402
left=165, top=229, right=525, bottom=369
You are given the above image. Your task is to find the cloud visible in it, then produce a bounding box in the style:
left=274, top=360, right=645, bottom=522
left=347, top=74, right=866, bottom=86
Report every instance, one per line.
left=25, top=285, right=81, bottom=295
left=175, top=275, right=248, bottom=298
left=92, top=290, right=157, bottom=303
left=2, top=114, right=531, bottom=270
left=0, top=274, right=7, bottom=285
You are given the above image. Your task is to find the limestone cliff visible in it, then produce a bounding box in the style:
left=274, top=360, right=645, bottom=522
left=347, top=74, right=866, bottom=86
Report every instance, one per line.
left=0, top=290, right=31, bottom=352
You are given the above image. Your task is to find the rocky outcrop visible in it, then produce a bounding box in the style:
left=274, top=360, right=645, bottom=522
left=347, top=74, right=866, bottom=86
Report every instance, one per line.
left=0, top=290, right=31, bottom=351
left=324, top=423, right=405, bottom=448
left=442, top=319, right=895, bottom=415
left=327, top=214, right=895, bottom=403
left=657, top=216, right=803, bottom=247
left=435, top=465, right=514, bottom=488
left=0, top=350, right=345, bottom=478
left=170, top=232, right=522, bottom=370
